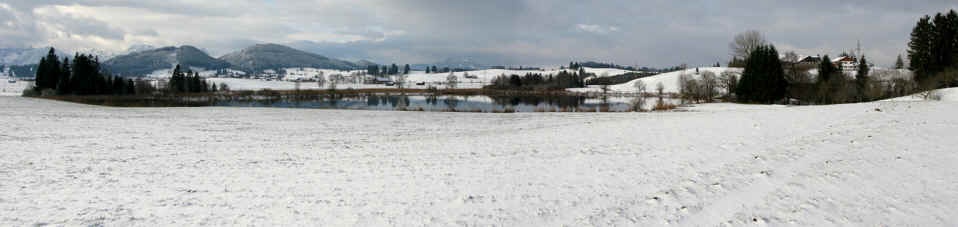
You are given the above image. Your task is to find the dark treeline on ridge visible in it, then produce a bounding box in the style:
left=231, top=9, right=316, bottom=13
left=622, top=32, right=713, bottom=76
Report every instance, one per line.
left=485, top=68, right=588, bottom=90
left=168, top=64, right=217, bottom=93
left=908, top=9, right=958, bottom=89
left=31, top=48, right=136, bottom=96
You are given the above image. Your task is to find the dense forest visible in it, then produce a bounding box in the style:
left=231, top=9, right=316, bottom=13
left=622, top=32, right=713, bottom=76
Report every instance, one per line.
left=485, top=69, right=589, bottom=90
left=31, top=48, right=136, bottom=96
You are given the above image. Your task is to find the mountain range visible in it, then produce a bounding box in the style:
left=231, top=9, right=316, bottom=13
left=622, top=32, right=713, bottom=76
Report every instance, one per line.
left=218, top=44, right=359, bottom=72
left=103, top=46, right=230, bottom=76
left=3, top=43, right=496, bottom=77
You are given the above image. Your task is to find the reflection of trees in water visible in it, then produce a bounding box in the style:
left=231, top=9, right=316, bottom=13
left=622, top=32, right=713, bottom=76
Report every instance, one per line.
left=326, top=96, right=339, bottom=106
left=214, top=94, right=638, bottom=112
left=366, top=95, right=381, bottom=106
left=444, top=96, right=460, bottom=110
left=630, top=97, right=646, bottom=112
left=426, top=95, right=439, bottom=105
left=488, top=95, right=585, bottom=109
left=386, top=95, right=409, bottom=108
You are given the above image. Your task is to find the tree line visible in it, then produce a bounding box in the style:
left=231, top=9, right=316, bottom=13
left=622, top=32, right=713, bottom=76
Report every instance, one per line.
left=32, top=48, right=136, bottom=96
left=168, top=64, right=217, bottom=93
left=707, top=16, right=958, bottom=105
left=908, top=9, right=958, bottom=89
left=485, top=68, right=588, bottom=90
left=29, top=47, right=225, bottom=97
left=366, top=64, right=411, bottom=76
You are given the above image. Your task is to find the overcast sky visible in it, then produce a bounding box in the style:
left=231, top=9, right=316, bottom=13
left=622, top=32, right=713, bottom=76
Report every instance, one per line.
left=1, top=0, right=956, bottom=67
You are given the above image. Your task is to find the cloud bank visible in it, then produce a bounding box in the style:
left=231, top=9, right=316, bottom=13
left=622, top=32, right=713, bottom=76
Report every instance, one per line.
left=1, top=0, right=955, bottom=67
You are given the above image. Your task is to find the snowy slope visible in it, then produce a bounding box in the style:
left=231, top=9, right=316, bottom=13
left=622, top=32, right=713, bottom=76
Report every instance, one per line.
left=1, top=97, right=957, bottom=226
left=570, top=67, right=743, bottom=94
left=0, top=77, right=30, bottom=96
left=405, top=67, right=640, bottom=88
left=207, top=78, right=400, bottom=91
left=883, top=87, right=958, bottom=102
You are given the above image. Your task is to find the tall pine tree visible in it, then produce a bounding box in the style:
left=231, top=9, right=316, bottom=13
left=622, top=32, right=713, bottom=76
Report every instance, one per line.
left=856, top=55, right=870, bottom=101
left=57, top=57, right=71, bottom=94
left=908, top=16, right=935, bottom=83
left=736, top=45, right=787, bottom=103
left=895, top=54, right=905, bottom=69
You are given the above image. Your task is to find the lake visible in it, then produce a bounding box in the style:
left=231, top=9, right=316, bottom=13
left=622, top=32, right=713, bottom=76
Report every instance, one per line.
left=214, top=94, right=682, bottom=112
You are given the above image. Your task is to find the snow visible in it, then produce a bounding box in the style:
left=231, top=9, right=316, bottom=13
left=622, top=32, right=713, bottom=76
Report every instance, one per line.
left=569, top=67, right=743, bottom=94
left=883, top=87, right=958, bottom=102
left=207, top=78, right=400, bottom=91
left=0, top=77, right=30, bottom=96
left=281, top=68, right=364, bottom=81
left=405, top=67, right=640, bottom=89
left=202, top=67, right=640, bottom=91
left=808, top=68, right=913, bottom=81
left=1, top=96, right=957, bottom=226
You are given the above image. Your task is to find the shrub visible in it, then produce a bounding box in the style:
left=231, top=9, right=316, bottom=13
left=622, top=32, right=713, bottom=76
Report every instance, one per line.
left=21, top=85, right=39, bottom=97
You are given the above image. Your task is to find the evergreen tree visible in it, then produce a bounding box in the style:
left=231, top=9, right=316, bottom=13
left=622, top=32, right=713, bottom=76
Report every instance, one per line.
left=908, top=16, right=935, bottom=83
left=895, top=54, right=905, bottom=69
left=35, top=54, right=47, bottom=90
left=170, top=64, right=183, bottom=93
left=403, top=64, right=411, bottom=74
left=425, top=66, right=431, bottom=74
left=951, top=10, right=958, bottom=67
left=126, top=79, right=135, bottom=95
left=367, top=65, right=379, bottom=76
left=818, top=55, right=837, bottom=84
left=57, top=57, right=72, bottom=94
left=930, top=13, right=955, bottom=76
left=736, top=45, right=787, bottom=103
left=34, top=48, right=62, bottom=91
left=389, top=64, right=399, bottom=75
left=856, top=55, right=870, bottom=101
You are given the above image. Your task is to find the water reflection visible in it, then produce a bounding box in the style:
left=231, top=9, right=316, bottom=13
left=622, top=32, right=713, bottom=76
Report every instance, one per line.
left=215, top=94, right=680, bottom=112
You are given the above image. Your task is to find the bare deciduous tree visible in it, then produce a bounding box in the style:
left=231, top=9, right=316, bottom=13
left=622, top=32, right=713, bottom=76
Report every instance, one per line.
left=719, top=71, right=739, bottom=97
left=729, top=30, right=767, bottom=59
left=394, top=73, right=407, bottom=90
left=701, top=71, right=718, bottom=102
left=656, top=82, right=665, bottom=96
left=783, top=51, right=799, bottom=63
left=633, top=80, right=647, bottom=96
left=446, top=72, right=458, bottom=89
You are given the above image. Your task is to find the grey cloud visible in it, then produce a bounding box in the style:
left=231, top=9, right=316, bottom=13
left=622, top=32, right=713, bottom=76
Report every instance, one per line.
left=2, top=0, right=957, bottom=67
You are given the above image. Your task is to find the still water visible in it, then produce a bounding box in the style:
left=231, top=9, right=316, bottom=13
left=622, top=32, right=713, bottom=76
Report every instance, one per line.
left=215, top=95, right=681, bottom=112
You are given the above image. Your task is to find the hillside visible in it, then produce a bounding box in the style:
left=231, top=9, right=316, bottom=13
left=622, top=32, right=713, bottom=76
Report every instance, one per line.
left=403, top=67, right=641, bottom=88
left=104, top=46, right=230, bottom=77
left=567, top=67, right=743, bottom=94
left=219, top=44, right=359, bottom=72
left=0, top=47, right=71, bottom=66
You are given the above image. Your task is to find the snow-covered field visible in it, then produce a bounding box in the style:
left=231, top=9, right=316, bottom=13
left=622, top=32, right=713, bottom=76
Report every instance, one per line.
left=2, top=95, right=957, bottom=226
left=0, top=77, right=30, bottom=96
left=206, top=78, right=402, bottom=91
left=569, top=67, right=743, bottom=94
left=404, top=67, right=640, bottom=89
left=143, top=67, right=643, bottom=91
left=883, top=87, right=958, bottom=102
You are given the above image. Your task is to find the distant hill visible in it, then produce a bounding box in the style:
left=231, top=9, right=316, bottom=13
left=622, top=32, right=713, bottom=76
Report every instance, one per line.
left=219, top=44, right=359, bottom=72
left=578, top=61, right=636, bottom=71
left=104, top=46, right=230, bottom=76
left=0, top=47, right=71, bottom=66
left=354, top=59, right=378, bottom=67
